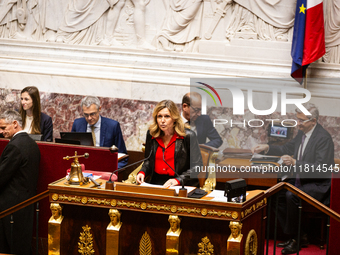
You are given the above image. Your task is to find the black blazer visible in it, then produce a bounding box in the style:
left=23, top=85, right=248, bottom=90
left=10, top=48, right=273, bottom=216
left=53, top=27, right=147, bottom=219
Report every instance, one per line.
left=194, top=115, right=222, bottom=148
left=0, top=132, right=41, bottom=211
left=0, top=132, right=40, bottom=254
left=40, top=112, right=53, bottom=142
left=268, top=123, right=334, bottom=204
left=139, top=129, right=203, bottom=187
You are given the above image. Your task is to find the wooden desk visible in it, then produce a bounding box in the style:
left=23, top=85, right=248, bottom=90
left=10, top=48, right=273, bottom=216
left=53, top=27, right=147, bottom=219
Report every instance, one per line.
left=48, top=179, right=267, bottom=254
left=216, top=157, right=279, bottom=188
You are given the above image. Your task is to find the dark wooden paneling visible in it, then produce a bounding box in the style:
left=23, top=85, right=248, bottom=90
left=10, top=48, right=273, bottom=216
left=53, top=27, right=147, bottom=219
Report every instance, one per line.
left=59, top=205, right=264, bottom=255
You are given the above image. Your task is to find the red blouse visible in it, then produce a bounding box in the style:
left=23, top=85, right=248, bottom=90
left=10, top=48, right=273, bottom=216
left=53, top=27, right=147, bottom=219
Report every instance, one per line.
left=154, top=133, right=183, bottom=185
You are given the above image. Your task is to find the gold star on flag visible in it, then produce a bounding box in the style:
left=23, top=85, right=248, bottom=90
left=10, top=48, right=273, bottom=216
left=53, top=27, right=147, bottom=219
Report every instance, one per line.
left=299, top=4, right=306, bottom=14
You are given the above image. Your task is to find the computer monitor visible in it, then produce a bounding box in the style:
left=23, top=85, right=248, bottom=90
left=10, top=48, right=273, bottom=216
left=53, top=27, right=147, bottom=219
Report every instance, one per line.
left=268, top=125, right=288, bottom=139
left=59, top=132, right=94, bottom=146
left=28, top=134, right=43, bottom=141
left=55, top=138, right=81, bottom=145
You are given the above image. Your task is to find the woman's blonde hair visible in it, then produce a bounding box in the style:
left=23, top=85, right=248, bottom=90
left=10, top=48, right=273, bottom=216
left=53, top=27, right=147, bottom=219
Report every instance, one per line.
left=149, top=100, right=188, bottom=137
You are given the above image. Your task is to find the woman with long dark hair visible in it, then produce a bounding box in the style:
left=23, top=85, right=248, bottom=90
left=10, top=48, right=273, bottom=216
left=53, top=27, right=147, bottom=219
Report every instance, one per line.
left=20, top=86, right=53, bottom=141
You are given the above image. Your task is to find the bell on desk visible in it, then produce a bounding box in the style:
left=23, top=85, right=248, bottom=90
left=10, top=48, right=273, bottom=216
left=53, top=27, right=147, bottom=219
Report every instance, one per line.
left=64, top=151, right=89, bottom=185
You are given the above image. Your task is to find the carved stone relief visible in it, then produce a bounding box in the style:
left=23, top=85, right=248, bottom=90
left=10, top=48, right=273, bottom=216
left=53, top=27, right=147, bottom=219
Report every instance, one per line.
left=323, top=0, right=340, bottom=64
left=0, top=0, right=339, bottom=61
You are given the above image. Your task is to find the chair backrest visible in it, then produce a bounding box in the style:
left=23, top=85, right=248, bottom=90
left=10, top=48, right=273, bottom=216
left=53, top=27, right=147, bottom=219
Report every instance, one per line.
left=123, top=144, right=146, bottom=184
left=199, top=144, right=219, bottom=191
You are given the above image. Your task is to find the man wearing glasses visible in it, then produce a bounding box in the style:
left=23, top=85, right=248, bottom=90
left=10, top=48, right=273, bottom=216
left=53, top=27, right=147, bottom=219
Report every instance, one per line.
left=181, top=92, right=222, bottom=148
left=71, top=96, right=127, bottom=168
left=252, top=103, right=334, bottom=254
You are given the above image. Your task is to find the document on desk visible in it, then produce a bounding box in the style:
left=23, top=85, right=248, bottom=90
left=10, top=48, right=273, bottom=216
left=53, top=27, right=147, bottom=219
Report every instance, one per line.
left=140, top=182, right=196, bottom=195
left=205, top=190, right=228, bottom=202
left=118, top=153, right=127, bottom=159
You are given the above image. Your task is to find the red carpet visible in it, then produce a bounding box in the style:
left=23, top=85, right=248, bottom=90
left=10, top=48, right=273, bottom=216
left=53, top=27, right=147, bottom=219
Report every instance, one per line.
left=265, top=240, right=327, bottom=255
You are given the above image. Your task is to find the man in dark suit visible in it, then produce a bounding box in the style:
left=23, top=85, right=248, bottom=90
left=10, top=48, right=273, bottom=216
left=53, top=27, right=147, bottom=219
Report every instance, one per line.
left=71, top=96, right=127, bottom=168
left=0, top=110, right=40, bottom=255
left=182, top=92, right=222, bottom=148
left=252, top=103, right=334, bottom=254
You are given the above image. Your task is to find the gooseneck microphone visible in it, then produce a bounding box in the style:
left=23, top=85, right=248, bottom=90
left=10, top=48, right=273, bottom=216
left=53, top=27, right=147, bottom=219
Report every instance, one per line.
left=162, top=148, right=187, bottom=197
left=105, top=150, right=152, bottom=190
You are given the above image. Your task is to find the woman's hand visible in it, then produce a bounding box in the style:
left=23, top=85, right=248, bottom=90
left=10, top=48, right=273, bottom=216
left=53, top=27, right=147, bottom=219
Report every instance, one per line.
left=163, top=178, right=178, bottom=188
left=136, top=173, right=145, bottom=184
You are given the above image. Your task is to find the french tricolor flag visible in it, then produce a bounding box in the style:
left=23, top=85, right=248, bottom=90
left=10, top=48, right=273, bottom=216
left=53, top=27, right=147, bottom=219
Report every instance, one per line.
left=291, top=0, right=325, bottom=84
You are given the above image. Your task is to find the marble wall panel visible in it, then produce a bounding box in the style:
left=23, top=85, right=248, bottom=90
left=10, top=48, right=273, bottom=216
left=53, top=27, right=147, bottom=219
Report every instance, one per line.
left=1, top=88, right=339, bottom=159
left=208, top=107, right=340, bottom=158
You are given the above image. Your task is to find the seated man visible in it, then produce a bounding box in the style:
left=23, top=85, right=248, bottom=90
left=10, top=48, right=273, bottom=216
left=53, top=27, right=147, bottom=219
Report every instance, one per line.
left=71, top=96, right=127, bottom=168
left=0, top=110, right=40, bottom=255
left=182, top=92, right=222, bottom=148
left=252, top=103, right=334, bottom=254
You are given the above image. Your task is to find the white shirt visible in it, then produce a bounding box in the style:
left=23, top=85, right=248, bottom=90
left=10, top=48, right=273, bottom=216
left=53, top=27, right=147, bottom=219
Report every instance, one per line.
left=297, top=123, right=317, bottom=160
left=13, top=130, right=27, bottom=138
left=23, top=115, right=33, bottom=134
left=86, top=116, right=101, bottom=147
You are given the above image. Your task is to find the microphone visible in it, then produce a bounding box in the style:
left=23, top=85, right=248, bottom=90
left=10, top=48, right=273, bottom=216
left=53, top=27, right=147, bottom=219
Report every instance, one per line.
left=162, top=148, right=187, bottom=197
left=105, top=150, right=152, bottom=190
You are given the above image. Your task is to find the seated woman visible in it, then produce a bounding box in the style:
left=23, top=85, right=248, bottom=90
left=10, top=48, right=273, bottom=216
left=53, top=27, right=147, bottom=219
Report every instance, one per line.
left=136, top=100, right=202, bottom=188
left=20, top=86, right=53, bottom=142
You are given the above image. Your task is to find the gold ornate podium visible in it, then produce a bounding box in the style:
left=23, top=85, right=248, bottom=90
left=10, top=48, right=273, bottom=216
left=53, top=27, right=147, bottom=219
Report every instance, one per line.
left=48, top=179, right=267, bottom=254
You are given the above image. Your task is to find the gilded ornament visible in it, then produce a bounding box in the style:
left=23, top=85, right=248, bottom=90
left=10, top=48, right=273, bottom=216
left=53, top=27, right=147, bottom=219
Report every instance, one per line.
left=81, top=197, right=88, bottom=204
left=256, top=200, right=264, bottom=208
left=244, top=229, right=258, bottom=255
left=52, top=193, right=59, bottom=201
left=141, top=202, right=147, bottom=210
left=111, top=199, right=117, bottom=207
left=166, top=215, right=181, bottom=254
left=108, top=209, right=122, bottom=229
left=228, top=221, right=243, bottom=241
left=198, top=236, right=214, bottom=255
left=139, top=231, right=152, bottom=255
left=78, top=225, right=95, bottom=254
left=232, top=211, right=238, bottom=219
left=171, top=205, right=177, bottom=213
left=201, top=208, right=208, bottom=216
